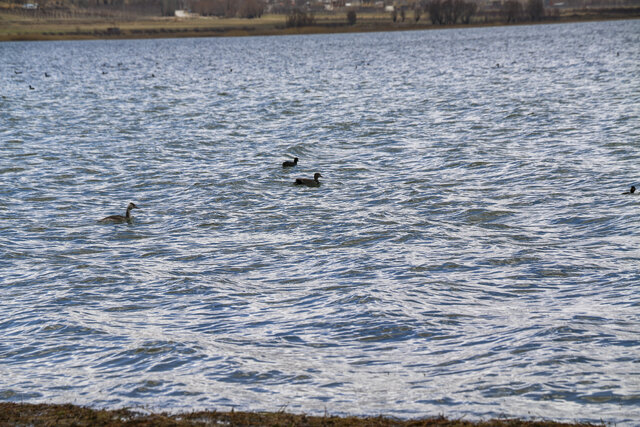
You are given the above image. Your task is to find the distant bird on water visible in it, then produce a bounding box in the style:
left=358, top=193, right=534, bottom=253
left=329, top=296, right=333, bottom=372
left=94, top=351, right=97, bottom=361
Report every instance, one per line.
left=44, top=72, right=50, bottom=77
left=98, top=202, right=139, bottom=224
left=282, top=157, right=298, bottom=168
left=623, top=186, right=636, bottom=195
left=29, top=85, right=35, bottom=90
left=295, top=173, right=322, bottom=187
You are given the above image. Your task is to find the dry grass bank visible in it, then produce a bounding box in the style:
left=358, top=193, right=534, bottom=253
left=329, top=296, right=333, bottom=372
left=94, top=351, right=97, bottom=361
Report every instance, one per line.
left=0, top=10, right=638, bottom=42
left=0, top=402, right=605, bottom=426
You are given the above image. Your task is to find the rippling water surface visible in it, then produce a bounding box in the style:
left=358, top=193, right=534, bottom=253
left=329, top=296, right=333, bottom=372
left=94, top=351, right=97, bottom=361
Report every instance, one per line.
left=1, top=20, right=639, bottom=424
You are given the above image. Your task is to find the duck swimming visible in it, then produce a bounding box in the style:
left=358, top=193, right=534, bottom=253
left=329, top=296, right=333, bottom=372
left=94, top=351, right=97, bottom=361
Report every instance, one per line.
left=99, top=202, right=139, bottom=223
left=623, top=186, right=636, bottom=195
left=295, top=173, right=322, bottom=187
left=282, top=157, right=298, bottom=168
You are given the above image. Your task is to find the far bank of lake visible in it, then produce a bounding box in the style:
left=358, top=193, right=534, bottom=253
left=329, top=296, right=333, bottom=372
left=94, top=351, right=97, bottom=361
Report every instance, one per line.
left=1, top=9, right=639, bottom=42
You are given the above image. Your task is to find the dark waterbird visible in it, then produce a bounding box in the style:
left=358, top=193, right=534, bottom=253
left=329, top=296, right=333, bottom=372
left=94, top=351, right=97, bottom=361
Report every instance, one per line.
left=623, top=185, right=636, bottom=195
left=295, top=173, right=322, bottom=187
left=98, top=202, right=139, bottom=224
left=29, top=85, right=35, bottom=90
left=282, top=157, right=298, bottom=168
left=44, top=72, right=50, bottom=77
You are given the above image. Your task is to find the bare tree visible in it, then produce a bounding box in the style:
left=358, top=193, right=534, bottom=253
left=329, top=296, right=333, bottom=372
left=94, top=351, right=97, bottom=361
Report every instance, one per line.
left=502, top=0, right=522, bottom=22
left=460, top=0, right=476, bottom=23
left=161, top=0, right=178, bottom=16
left=238, top=0, right=265, bottom=18
left=427, top=0, right=442, bottom=24
left=286, top=8, right=315, bottom=27
left=441, top=0, right=454, bottom=24
left=347, top=9, right=356, bottom=24
left=452, top=0, right=467, bottom=23
left=192, top=0, right=226, bottom=16
left=526, top=0, right=544, bottom=20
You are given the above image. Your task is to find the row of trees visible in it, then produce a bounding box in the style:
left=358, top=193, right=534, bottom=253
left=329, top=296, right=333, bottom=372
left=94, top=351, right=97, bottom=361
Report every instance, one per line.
left=286, top=8, right=357, bottom=27
left=285, top=8, right=315, bottom=27
left=502, top=0, right=545, bottom=21
left=393, top=0, right=544, bottom=25
left=16, top=0, right=163, bottom=12
left=10, top=0, right=266, bottom=17
left=286, top=0, right=545, bottom=28
left=13, top=0, right=544, bottom=23
left=186, top=0, right=264, bottom=17
left=426, top=0, right=478, bottom=24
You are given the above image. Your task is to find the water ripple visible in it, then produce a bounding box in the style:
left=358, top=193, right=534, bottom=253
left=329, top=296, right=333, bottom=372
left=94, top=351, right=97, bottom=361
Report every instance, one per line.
left=1, top=20, right=640, bottom=425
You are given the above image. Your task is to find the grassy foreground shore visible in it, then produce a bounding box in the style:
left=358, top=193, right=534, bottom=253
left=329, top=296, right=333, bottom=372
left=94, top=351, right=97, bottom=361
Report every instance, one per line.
left=1, top=9, right=639, bottom=42
left=0, top=402, right=606, bottom=426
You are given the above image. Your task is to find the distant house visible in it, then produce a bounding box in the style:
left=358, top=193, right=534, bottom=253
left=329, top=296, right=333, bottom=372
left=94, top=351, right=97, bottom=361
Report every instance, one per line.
left=22, top=3, right=38, bottom=8
left=175, top=9, right=198, bottom=17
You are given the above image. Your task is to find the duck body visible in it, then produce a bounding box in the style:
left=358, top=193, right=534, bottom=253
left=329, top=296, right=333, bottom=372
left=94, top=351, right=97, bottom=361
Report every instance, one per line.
left=295, top=173, right=322, bottom=187
left=99, top=202, right=138, bottom=224
left=283, top=157, right=298, bottom=168
left=623, top=186, right=636, bottom=195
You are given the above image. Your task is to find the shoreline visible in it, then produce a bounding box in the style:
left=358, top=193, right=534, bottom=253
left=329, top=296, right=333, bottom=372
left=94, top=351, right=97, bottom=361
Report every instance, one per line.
left=1, top=11, right=639, bottom=42
left=0, top=402, right=606, bottom=426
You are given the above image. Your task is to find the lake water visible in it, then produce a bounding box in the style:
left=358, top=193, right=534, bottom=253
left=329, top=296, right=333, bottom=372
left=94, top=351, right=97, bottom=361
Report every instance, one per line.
left=1, top=20, right=639, bottom=425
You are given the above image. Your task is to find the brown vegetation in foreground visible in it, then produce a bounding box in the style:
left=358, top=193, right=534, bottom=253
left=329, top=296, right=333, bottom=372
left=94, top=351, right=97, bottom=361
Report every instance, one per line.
left=0, top=402, right=606, bottom=427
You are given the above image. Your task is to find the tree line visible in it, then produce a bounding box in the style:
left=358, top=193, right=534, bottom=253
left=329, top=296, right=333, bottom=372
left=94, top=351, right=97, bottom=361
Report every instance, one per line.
left=426, top=0, right=478, bottom=24
left=4, top=0, right=267, bottom=18
left=423, top=0, right=544, bottom=25
left=188, top=0, right=265, bottom=18
left=284, top=0, right=543, bottom=29
left=501, top=0, right=545, bottom=22
left=7, top=0, right=547, bottom=23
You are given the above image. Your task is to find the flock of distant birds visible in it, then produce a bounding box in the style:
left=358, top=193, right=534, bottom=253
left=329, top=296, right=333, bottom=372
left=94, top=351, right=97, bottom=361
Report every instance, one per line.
left=98, top=157, right=322, bottom=224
